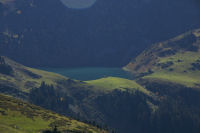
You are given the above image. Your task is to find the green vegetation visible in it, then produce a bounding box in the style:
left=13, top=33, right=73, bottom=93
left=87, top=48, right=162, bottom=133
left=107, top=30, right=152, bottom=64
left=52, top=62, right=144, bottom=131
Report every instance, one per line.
left=86, top=77, right=150, bottom=94
left=143, top=51, right=200, bottom=88
left=0, top=56, right=88, bottom=100
left=0, top=94, right=107, bottom=133
left=0, top=56, right=70, bottom=93
left=125, top=29, right=200, bottom=89
left=143, top=72, right=200, bottom=87
left=121, top=28, right=200, bottom=133
left=42, top=126, right=61, bottom=133
left=0, top=56, right=154, bottom=132
left=1, top=27, right=200, bottom=133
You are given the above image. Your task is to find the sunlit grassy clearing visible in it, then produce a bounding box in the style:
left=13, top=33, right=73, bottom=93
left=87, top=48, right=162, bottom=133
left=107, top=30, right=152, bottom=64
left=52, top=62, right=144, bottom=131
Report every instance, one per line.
left=0, top=110, right=50, bottom=133
left=143, top=51, right=200, bottom=88
left=86, top=77, right=150, bottom=94
left=158, top=51, right=200, bottom=72
left=143, top=71, right=200, bottom=88
left=0, top=94, right=106, bottom=133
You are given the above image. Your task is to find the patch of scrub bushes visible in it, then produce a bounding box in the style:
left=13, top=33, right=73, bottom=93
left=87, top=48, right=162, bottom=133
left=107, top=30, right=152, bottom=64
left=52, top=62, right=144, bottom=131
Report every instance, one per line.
left=156, top=61, right=174, bottom=69
left=190, top=62, right=200, bottom=71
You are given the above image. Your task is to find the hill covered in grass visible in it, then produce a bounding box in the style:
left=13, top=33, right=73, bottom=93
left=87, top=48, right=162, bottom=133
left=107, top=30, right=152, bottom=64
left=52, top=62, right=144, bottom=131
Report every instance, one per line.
left=0, top=56, right=71, bottom=93
left=0, top=56, right=155, bottom=133
left=2, top=48, right=200, bottom=133
left=86, top=77, right=150, bottom=95
left=0, top=55, right=150, bottom=99
left=124, top=28, right=200, bottom=89
left=0, top=93, right=107, bottom=133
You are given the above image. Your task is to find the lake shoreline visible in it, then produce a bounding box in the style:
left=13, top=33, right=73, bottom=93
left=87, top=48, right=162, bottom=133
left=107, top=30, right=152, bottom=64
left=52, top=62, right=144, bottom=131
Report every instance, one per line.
left=38, top=67, right=132, bottom=81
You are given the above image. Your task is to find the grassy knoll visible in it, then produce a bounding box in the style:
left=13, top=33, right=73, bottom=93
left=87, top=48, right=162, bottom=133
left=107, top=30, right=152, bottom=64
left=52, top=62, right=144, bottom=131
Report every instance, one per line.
left=86, top=77, right=150, bottom=94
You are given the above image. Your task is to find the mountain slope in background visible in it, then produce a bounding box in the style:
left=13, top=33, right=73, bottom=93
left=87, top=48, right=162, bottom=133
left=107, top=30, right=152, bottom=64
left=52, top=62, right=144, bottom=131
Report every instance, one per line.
left=1, top=54, right=200, bottom=133
left=0, top=0, right=200, bottom=67
left=1, top=28, right=200, bottom=132
left=0, top=55, right=154, bottom=133
left=0, top=55, right=87, bottom=100
left=124, top=28, right=200, bottom=89
left=0, top=93, right=107, bottom=133
left=0, top=55, right=150, bottom=97
left=1, top=51, right=200, bottom=133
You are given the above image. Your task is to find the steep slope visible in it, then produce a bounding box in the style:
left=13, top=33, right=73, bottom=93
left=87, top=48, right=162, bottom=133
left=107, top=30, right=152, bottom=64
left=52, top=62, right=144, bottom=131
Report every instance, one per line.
left=124, top=29, right=200, bottom=89
left=0, top=55, right=150, bottom=97
left=120, top=28, right=200, bottom=133
left=0, top=0, right=200, bottom=67
left=0, top=56, right=89, bottom=101
left=0, top=56, right=155, bottom=133
left=0, top=56, right=69, bottom=92
left=3, top=53, right=200, bottom=133
left=1, top=56, right=200, bottom=133
left=0, top=93, right=107, bottom=133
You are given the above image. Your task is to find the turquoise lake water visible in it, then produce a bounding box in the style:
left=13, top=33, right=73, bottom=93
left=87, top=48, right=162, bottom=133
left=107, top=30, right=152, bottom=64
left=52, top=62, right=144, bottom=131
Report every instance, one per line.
left=40, top=67, right=132, bottom=81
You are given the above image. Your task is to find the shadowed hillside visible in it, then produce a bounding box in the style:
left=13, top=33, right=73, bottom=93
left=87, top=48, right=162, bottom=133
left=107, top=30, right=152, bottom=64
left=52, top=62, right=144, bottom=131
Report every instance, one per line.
left=1, top=55, right=200, bottom=133
left=0, top=0, right=200, bottom=67
left=0, top=56, right=154, bottom=133
left=1, top=0, right=200, bottom=133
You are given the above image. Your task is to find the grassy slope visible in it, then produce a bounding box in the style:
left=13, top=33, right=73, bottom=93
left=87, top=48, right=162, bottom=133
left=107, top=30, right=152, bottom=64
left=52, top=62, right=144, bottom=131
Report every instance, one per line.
left=86, top=77, right=150, bottom=95
left=0, top=56, right=71, bottom=93
left=0, top=94, right=106, bottom=133
left=0, top=56, right=156, bottom=126
left=144, top=51, right=200, bottom=88
left=0, top=56, right=151, bottom=95
left=125, top=29, right=200, bottom=88
left=0, top=56, right=93, bottom=97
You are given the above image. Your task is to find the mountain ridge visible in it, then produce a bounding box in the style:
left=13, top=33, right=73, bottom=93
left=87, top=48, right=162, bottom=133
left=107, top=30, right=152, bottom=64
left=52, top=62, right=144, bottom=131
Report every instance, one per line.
left=124, top=28, right=200, bottom=88
left=2, top=27, right=200, bottom=132
left=0, top=0, right=200, bottom=67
